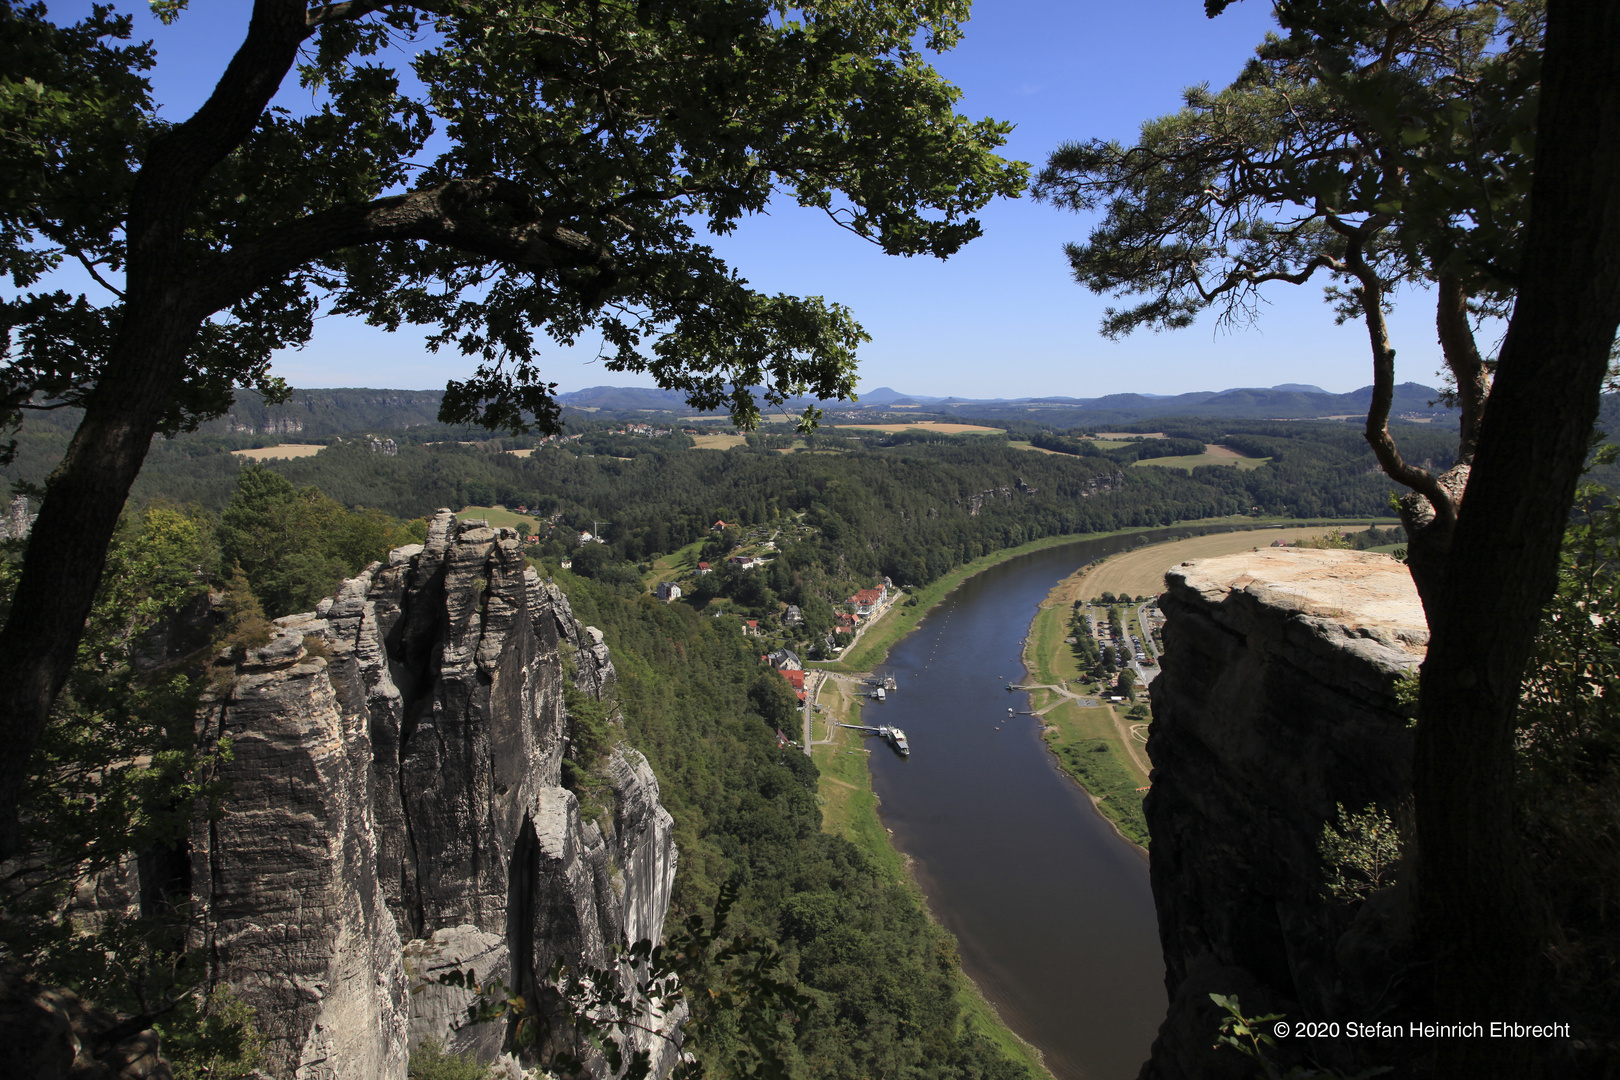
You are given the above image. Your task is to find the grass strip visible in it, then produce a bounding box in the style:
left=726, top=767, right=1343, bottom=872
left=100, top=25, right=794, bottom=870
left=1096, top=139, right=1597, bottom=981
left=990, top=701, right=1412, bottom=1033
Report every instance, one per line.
left=1038, top=699, right=1151, bottom=848
left=810, top=516, right=1394, bottom=676
left=809, top=676, right=1052, bottom=1079
left=810, top=678, right=905, bottom=882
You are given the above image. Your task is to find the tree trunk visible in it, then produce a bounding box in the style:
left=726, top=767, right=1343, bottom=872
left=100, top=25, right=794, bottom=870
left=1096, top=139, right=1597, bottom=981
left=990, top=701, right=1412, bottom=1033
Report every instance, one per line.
left=0, top=317, right=195, bottom=859
left=1414, top=3, right=1620, bottom=1076
left=0, top=1, right=309, bottom=858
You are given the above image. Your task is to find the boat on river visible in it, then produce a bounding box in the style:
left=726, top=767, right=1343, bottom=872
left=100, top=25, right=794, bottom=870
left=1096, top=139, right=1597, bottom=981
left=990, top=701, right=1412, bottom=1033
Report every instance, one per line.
left=888, top=727, right=910, bottom=755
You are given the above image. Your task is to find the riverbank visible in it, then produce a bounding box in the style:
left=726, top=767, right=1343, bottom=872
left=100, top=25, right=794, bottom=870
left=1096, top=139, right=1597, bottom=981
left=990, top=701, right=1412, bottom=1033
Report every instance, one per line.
left=810, top=515, right=1379, bottom=676
left=810, top=666, right=1055, bottom=1079
left=1017, top=525, right=1396, bottom=849
left=806, top=517, right=1398, bottom=1075
left=1019, top=585, right=1153, bottom=848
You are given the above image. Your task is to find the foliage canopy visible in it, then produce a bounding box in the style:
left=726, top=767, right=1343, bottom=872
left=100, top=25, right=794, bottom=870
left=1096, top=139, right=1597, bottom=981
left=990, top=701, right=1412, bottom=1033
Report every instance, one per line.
left=0, top=0, right=1024, bottom=436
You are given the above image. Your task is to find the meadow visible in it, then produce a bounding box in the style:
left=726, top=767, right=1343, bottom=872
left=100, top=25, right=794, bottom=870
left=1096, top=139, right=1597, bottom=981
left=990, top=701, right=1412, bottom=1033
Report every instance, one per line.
left=229, top=444, right=325, bottom=460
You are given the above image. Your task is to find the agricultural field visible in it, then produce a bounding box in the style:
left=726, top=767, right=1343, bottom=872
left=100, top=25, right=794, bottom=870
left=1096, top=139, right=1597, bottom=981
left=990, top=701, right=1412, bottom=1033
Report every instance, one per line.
left=230, top=444, right=325, bottom=460
left=455, top=504, right=541, bottom=530
left=1132, top=443, right=1271, bottom=472
left=1059, top=525, right=1391, bottom=601
left=1007, top=440, right=1066, bottom=455
left=690, top=432, right=748, bottom=450
left=833, top=421, right=1004, bottom=434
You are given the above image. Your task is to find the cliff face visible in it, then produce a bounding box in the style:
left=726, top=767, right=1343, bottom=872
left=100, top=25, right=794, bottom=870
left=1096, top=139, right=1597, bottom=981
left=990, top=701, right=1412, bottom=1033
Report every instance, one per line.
left=1141, top=548, right=1427, bottom=1080
left=190, top=511, right=679, bottom=1079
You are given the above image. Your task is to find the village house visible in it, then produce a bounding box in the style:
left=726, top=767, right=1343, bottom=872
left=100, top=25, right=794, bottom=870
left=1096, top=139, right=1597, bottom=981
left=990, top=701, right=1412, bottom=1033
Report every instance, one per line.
left=766, top=647, right=802, bottom=671
left=657, top=581, right=682, bottom=603
left=695, top=561, right=712, bottom=575
left=776, top=668, right=806, bottom=702
left=848, top=583, right=889, bottom=618
left=782, top=604, right=803, bottom=627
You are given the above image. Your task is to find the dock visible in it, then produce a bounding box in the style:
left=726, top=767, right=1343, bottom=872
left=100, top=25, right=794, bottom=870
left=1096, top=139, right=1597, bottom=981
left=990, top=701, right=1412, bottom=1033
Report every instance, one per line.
left=836, top=722, right=910, bottom=756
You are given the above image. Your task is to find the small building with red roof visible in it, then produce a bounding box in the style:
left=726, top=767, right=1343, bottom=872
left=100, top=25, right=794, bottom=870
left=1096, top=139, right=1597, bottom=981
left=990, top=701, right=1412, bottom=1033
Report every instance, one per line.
left=777, top=668, right=806, bottom=701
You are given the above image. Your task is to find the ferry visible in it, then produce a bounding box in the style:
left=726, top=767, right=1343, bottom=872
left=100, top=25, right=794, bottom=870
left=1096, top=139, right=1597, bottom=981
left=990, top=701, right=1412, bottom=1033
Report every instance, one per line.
left=869, top=687, right=886, bottom=702
left=888, top=727, right=910, bottom=756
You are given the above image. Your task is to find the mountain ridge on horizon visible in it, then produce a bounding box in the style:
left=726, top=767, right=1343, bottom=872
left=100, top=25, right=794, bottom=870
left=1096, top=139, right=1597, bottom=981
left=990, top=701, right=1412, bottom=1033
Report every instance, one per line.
left=550, top=380, right=1453, bottom=424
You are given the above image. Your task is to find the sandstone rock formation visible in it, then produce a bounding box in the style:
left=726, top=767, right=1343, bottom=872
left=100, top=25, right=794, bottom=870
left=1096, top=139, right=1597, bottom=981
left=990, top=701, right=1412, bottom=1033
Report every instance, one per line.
left=190, top=511, right=680, bottom=1079
left=1141, top=548, right=1426, bottom=1080
left=0, top=495, right=36, bottom=541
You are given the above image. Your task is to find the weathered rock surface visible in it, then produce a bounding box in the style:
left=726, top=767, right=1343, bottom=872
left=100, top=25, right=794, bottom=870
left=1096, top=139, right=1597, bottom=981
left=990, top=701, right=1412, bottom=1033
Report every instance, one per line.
left=1140, top=548, right=1427, bottom=1080
left=190, top=511, right=681, bottom=1079
left=191, top=613, right=410, bottom=1080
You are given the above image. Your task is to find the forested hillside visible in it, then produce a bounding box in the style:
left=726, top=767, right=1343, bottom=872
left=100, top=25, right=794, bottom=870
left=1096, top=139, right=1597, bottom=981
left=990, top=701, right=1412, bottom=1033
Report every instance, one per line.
left=558, top=571, right=1033, bottom=1079
left=17, top=418, right=1446, bottom=568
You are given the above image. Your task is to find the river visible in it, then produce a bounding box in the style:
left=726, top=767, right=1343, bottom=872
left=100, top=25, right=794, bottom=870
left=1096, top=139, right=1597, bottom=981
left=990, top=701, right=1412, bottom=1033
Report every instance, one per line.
left=860, top=532, right=1196, bottom=1080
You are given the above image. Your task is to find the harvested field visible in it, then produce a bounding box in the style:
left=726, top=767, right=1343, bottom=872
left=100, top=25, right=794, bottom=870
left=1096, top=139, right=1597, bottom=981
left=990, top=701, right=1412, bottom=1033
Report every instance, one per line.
left=1060, top=526, right=1390, bottom=601
left=1132, top=450, right=1270, bottom=472
left=505, top=448, right=535, bottom=458
left=456, top=505, right=538, bottom=530
left=231, top=444, right=324, bottom=460
left=691, top=432, right=747, bottom=450
left=834, top=421, right=1003, bottom=434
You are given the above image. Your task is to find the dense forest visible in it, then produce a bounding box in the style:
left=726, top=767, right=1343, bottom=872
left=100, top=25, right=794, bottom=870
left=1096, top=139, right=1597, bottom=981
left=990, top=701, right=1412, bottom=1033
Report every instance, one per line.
left=4, top=404, right=1613, bottom=1076
left=6, top=415, right=1451, bottom=590
left=559, top=571, right=1034, bottom=1080
left=0, top=460, right=1034, bottom=1079
left=0, top=413, right=1458, bottom=663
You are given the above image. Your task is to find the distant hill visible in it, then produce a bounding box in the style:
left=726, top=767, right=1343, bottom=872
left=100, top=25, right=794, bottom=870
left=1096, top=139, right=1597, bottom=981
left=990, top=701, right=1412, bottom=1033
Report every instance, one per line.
left=209, top=388, right=450, bottom=437
left=927, top=383, right=1450, bottom=427
left=10, top=381, right=1455, bottom=447
left=549, top=381, right=1452, bottom=427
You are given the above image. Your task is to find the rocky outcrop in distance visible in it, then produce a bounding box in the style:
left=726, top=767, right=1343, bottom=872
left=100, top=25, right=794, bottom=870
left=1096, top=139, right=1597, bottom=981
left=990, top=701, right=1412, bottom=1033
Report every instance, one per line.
left=188, top=511, right=680, bottom=1079
left=1141, top=548, right=1428, bottom=1080
left=0, top=495, right=35, bottom=541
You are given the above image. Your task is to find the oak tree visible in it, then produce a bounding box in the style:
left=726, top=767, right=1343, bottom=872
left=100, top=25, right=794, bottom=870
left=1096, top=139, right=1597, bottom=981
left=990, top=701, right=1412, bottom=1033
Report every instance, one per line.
left=0, top=0, right=1025, bottom=855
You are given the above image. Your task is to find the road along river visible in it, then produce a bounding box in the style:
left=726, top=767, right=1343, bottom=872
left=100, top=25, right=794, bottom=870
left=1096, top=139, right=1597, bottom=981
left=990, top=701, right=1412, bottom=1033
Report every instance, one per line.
left=861, top=533, right=1179, bottom=1080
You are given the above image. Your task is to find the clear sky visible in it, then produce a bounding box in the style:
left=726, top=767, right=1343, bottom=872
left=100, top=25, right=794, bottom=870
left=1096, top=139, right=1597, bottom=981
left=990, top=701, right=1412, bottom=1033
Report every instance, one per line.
left=67, top=1, right=1468, bottom=400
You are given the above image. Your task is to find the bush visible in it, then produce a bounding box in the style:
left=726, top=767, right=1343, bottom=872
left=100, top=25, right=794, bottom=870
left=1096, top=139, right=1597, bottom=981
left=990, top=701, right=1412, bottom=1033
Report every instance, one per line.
left=408, top=1038, right=496, bottom=1080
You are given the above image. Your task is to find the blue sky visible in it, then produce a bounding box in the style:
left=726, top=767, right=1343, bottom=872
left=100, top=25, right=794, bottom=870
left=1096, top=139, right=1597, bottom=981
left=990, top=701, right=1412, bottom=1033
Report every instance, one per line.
left=71, top=1, right=1466, bottom=399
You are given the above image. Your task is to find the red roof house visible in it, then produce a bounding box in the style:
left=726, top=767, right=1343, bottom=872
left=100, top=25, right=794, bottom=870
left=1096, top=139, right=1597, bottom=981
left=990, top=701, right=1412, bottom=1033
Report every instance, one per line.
left=777, top=668, right=807, bottom=701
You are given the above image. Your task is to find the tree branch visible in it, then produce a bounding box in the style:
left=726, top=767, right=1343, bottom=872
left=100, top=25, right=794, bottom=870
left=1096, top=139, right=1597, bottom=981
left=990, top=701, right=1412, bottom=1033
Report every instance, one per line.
left=1435, top=273, right=1490, bottom=464
left=306, top=0, right=455, bottom=28
left=1329, top=215, right=1456, bottom=521
left=191, top=178, right=623, bottom=316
